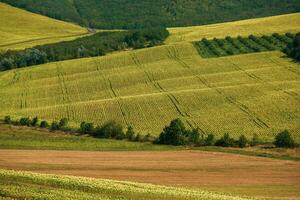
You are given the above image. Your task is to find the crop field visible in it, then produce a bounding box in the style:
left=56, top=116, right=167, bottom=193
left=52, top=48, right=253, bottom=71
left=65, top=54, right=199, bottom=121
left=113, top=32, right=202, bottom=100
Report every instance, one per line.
left=1, top=150, right=300, bottom=199
left=0, top=169, right=253, bottom=200
left=166, top=13, right=300, bottom=43
left=194, top=33, right=295, bottom=58
left=0, top=3, right=88, bottom=51
left=0, top=41, right=299, bottom=141
left=0, top=43, right=300, bottom=141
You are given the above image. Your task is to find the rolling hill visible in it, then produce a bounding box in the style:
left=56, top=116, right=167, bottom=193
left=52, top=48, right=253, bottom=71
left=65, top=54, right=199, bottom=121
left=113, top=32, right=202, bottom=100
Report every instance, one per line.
left=0, top=7, right=299, bottom=141
left=0, top=2, right=88, bottom=51
left=1, top=0, right=300, bottom=29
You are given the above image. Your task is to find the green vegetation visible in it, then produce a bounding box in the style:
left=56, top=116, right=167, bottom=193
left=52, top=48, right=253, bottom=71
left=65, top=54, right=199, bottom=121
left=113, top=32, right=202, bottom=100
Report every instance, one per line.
left=284, top=33, right=300, bottom=61
left=194, top=33, right=295, bottom=58
left=0, top=28, right=169, bottom=71
left=274, top=130, right=296, bottom=148
left=0, top=122, right=175, bottom=151
left=0, top=169, right=251, bottom=200
left=1, top=0, right=300, bottom=29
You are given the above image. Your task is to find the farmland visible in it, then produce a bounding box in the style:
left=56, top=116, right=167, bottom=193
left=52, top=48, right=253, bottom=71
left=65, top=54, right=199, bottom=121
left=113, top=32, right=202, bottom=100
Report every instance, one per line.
left=1, top=149, right=300, bottom=199
left=166, top=13, right=300, bottom=43
left=0, top=42, right=299, bottom=141
left=0, top=3, right=88, bottom=51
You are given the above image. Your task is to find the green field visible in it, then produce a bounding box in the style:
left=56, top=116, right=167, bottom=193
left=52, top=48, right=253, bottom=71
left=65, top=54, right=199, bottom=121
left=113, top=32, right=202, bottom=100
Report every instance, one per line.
left=0, top=43, right=299, bottom=141
left=0, top=169, right=251, bottom=200
left=167, top=13, right=300, bottom=43
left=0, top=3, right=88, bottom=51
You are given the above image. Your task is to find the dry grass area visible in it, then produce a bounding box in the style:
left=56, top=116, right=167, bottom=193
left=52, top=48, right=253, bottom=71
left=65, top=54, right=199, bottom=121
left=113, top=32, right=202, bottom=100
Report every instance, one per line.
left=0, top=2, right=88, bottom=51
left=0, top=149, right=299, bottom=199
left=166, top=13, right=300, bottom=43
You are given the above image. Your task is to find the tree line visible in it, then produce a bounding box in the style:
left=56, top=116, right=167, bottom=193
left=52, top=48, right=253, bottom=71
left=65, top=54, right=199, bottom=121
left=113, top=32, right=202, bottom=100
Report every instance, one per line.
left=0, top=28, right=169, bottom=71
left=284, top=32, right=300, bottom=62
left=3, top=116, right=297, bottom=149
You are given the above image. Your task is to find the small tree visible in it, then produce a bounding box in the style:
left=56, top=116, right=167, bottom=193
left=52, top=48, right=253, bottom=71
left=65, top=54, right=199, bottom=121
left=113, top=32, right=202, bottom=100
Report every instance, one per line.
left=58, top=118, right=68, bottom=130
left=19, top=117, right=31, bottom=126
left=188, top=128, right=201, bottom=145
left=156, top=118, right=187, bottom=146
left=94, top=121, right=124, bottom=139
left=80, top=121, right=94, bottom=134
left=50, top=121, right=60, bottom=131
left=216, top=133, right=235, bottom=147
left=125, top=126, right=135, bottom=141
left=31, top=116, right=39, bottom=127
left=238, top=135, right=248, bottom=148
left=274, top=130, right=295, bottom=148
left=40, top=121, right=49, bottom=128
left=251, top=133, right=260, bottom=146
left=204, top=134, right=215, bottom=146
left=4, top=116, right=12, bottom=124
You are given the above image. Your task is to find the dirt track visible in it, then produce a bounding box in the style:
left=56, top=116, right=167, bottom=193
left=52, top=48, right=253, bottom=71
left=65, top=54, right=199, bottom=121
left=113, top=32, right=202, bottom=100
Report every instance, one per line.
left=0, top=149, right=299, bottom=187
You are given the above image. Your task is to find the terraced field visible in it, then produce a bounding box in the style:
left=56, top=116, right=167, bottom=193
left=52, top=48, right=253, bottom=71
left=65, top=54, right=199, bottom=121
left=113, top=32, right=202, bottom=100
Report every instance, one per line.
left=167, top=13, right=300, bottom=43
left=0, top=169, right=252, bottom=200
left=0, top=41, right=299, bottom=141
left=0, top=2, right=88, bottom=51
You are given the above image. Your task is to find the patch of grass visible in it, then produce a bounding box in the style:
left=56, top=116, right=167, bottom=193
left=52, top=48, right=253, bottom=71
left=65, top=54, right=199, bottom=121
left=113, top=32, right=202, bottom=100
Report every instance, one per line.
left=0, top=123, right=177, bottom=151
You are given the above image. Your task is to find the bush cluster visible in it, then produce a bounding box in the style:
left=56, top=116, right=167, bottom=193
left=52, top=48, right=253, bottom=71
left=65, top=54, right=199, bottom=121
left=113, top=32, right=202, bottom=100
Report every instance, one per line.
left=0, top=28, right=169, bottom=71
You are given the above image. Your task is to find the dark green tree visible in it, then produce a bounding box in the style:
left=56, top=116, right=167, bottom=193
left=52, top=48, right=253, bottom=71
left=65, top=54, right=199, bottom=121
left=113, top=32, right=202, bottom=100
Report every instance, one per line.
left=274, top=130, right=295, bottom=148
left=238, top=135, right=248, bottom=148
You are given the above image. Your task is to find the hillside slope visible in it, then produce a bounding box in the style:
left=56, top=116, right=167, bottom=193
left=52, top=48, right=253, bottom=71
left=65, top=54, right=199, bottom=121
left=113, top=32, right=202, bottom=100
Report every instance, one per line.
left=0, top=44, right=299, bottom=141
left=0, top=3, right=88, bottom=51
left=167, top=13, right=300, bottom=43
left=1, top=0, right=300, bottom=29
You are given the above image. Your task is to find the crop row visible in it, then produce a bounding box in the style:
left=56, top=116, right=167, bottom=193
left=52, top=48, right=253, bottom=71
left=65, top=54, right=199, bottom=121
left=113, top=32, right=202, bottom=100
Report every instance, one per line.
left=194, top=33, right=295, bottom=58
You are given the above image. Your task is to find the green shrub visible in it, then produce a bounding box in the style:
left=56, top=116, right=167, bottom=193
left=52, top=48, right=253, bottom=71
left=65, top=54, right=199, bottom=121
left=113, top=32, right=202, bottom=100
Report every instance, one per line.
left=238, top=135, right=248, bottom=148
left=156, top=118, right=187, bottom=146
left=40, top=121, right=49, bottom=128
left=250, top=133, right=260, bottom=146
left=50, top=121, right=60, bottom=131
left=204, top=134, right=215, bottom=146
left=94, top=121, right=124, bottom=139
left=4, top=116, right=12, bottom=124
left=274, top=130, right=295, bottom=148
left=80, top=121, right=94, bottom=134
left=58, top=118, right=69, bottom=129
left=125, top=126, right=135, bottom=141
left=31, top=117, right=39, bottom=127
left=215, top=133, right=235, bottom=147
left=19, top=117, right=31, bottom=126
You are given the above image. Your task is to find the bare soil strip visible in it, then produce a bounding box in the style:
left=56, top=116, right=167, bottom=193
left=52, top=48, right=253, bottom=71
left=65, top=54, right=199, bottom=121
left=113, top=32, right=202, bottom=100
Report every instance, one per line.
left=0, top=149, right=299, bottom=187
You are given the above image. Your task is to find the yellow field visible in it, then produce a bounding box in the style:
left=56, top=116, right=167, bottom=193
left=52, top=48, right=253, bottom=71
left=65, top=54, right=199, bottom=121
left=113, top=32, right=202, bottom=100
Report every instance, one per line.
left=0, top=41, right=299, bottom=141
left=166, top=13, right=300, bottom=43
left=0, top=3, right=88, bottom=51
